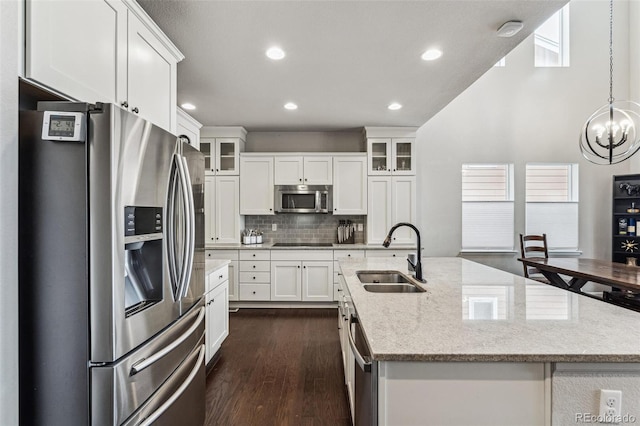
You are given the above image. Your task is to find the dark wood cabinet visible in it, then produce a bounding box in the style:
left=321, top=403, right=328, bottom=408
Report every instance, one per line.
left=612, top=174, right=640, bottom=264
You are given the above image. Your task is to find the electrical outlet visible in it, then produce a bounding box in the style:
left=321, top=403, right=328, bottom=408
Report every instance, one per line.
left=357, top=223, right=363, bottom=232
left=272, top=223, right=277, bottom=231
left=599, top=389, right=622, bottom=422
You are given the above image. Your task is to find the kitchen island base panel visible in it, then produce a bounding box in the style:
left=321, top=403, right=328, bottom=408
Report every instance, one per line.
left=378, top=361, right=550, bottom=426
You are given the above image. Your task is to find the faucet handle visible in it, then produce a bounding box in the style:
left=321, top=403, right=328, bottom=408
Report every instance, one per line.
left=407, top=253, right=417, bottom=271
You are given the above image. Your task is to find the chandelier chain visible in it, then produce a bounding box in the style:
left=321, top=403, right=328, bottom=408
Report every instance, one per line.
left=609, top=0, right=614, bottom=103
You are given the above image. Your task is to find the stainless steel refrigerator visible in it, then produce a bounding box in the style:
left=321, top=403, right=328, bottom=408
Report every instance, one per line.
left=19, top=102, right=206, bottom=425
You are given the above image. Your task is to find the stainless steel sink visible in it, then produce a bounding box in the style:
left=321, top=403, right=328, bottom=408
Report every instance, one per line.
left=363, top=283, right=425, bottom=293
left=356, top=270, right=426, bottom=293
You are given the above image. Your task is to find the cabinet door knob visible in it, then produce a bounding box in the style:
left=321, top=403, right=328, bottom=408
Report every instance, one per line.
left=305, top=178, right=308, bottom=182
left=387, top=169, right=390, bottom=172
left=269, top=208, right=273, bottom=212
left=253, top=265, right=256, bottom=269
left=348, top=254, right=351, bottom=257
left=334, top=208, right=337, bottom=211
left=392, top=254, right=396, bottom=257
left=132, top=107, right=139, bottom=114
left=303, top=265, right=306, bottom=269
left=252, top=291, right=256, bottom=294
left=299, top=178, right=302, bottom=182
left=219, top=275, right=223, bottom=279
left=216, top=169, right=219, bottom=172
left=120, top=101, right=128, bottom=108
left=393, top=168, right=396, bottom=171
left=252, top=254, right=256, bottom=257
left=253, top=276, right=256, bottom=279
left=216, top=237, right=219, bottom=240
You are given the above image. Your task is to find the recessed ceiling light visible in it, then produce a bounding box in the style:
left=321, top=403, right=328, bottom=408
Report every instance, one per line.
left=284, top=102, right=298, bottom=110
left=388, top=103, right=402, bottom=111
left=181, top=103, right=196, bottom=110
left=266, top=47, right=286, bottom=60
left=421, top=49, right=443, bottom=61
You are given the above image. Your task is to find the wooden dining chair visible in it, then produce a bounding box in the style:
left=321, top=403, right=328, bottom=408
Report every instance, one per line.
left=519, top=233, right=550, bottom=283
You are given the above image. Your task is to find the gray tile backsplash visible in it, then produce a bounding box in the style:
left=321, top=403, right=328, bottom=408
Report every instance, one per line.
left=244, top=214, right=365, bottom=244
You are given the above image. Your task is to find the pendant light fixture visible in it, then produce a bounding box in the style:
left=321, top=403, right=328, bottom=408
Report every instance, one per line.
left=580, top=0, right=640, bottom=164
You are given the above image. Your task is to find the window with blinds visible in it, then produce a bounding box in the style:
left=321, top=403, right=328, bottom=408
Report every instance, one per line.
left=525, top=163, right=579, bottom=250
left=534, top=4, right=570, bottom=67
left=461, top=164, right=514, bottom=250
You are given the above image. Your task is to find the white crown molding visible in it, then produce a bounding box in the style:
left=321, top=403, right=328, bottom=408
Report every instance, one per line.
left=177, top=107, right=203, bottom=129
left=201, top=126, right=248, bottom=140
left=363, top=126, right=418, bottom=138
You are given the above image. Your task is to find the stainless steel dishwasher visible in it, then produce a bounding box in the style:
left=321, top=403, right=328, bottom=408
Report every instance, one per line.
left=348, top=313, right=378, bottom=426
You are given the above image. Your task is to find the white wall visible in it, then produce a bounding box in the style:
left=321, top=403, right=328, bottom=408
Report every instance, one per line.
left=416, top=0, right=631, bottom=274
left=0, top=0, right=20, bottom=424
left=245, top=131, right=364, bottom=152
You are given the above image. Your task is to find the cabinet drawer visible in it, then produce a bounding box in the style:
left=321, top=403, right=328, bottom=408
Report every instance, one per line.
left=365, top=250, right=413, bottom=258
left=239, top=271, right=270, bottom=283
left=333, top=250, right=365, bottom=260
left=271, top=250, right=333, bottom=261
left=206, top=266, right=228, bottom=293
left=239, top=284, right=271, bottom=301
left=206, top=250, right=239, bottom=261
left=239, top=250, right=271, bottom=261
left=239, top=261, right=270, bottom=272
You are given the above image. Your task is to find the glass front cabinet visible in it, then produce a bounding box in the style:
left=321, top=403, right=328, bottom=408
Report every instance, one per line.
left=200, top=137, right=244, bottom=176
left=367, top=137, right=415, bottom=175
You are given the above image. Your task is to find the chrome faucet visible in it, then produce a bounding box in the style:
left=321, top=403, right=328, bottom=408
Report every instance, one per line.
left=382, top=222, right=425, bottom=283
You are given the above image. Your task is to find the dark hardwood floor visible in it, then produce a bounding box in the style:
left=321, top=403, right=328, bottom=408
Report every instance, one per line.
left=204, top=308, right=351, bottom=426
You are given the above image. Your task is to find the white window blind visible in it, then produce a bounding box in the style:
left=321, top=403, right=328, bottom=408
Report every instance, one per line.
left=462, top=164, right=514, bottom=250
left=525, top=164, right=579, bottom=250
left=534, top=5, right=570, bottom=67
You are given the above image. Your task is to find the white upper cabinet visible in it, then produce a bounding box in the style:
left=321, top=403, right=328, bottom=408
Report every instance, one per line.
left=240, top=155, right=274, bottom=215
left=303, top=156, right=333, bottom=184
left=204, top=175, right=242, bottom=244
left=333, top=155, right=367, bottom=215
left=215, top=139, right=242, bottom=175
left=274, top=156, right=304, bottom=184
left=274, top=155, right=332, bottom=185
left=391, top=138, right=416, bottom=175
left=25, top=0, right=183, bottom=133
left=367, top=176, right=416, bottom=245
left=200, top=128, right=246, bottom=175
left=26, top=0, right=128, bottom=104
left=367, top=138, right=416, bottom=175
left=127, top=14, right=177, bottom=132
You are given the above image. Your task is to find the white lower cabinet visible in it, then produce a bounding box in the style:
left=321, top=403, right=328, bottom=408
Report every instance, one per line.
left=206, top=250, right=239, bottom=301
left=205, top=265, right=229, bottom=365
left=239, top=250, right=271, bottom=301
left=302, top=261, right=333, bottom=302
left=270, top=250, right=334, bottom=302
left=271, top=261, right=302, bottom=301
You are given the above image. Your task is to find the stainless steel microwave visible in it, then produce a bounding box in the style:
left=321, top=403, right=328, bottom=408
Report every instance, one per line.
left=275, top=185, right=332, bottom=213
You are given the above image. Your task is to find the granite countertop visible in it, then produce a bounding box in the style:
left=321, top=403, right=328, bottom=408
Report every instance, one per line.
left=339, top=257, right=640, bottom=363
left=205, top=259, right=231, bottom=274
left=206, top=242, right=417, bottom=250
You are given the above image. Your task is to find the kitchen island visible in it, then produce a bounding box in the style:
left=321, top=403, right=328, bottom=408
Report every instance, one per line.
left=338, top=257, right=640, bottom=425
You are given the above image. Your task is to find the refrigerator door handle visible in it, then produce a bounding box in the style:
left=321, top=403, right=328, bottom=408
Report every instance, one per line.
left=138, top=344, right=205, bottom=426
left=166, top=155, right=181, bottom=295
left=129, top=307, right=205, bottom=376
left=174, top=155, right=194, bottom=300
left=180, top=156, right=195, bottom=299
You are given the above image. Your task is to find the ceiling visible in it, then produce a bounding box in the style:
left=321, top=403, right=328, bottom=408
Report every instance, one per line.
left=138, top=0, right=566, bottom=131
